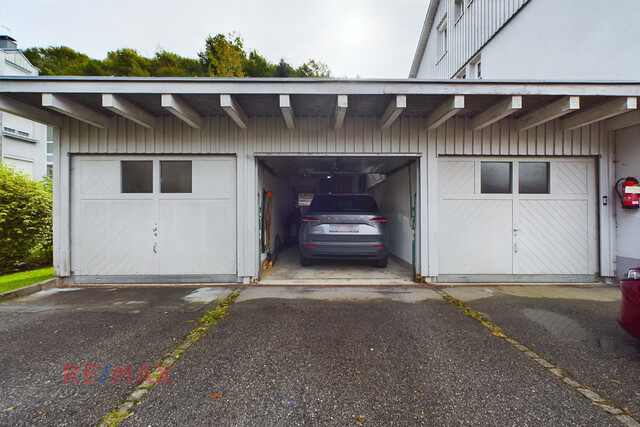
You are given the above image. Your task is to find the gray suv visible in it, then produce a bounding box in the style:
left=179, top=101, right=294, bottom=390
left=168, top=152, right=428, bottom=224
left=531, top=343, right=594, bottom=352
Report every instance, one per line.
left=298, top=194, right=389, bottom=268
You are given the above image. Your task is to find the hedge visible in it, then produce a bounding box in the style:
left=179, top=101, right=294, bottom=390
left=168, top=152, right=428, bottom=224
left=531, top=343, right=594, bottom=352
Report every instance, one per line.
left=0, top=164, right=53, bottom=273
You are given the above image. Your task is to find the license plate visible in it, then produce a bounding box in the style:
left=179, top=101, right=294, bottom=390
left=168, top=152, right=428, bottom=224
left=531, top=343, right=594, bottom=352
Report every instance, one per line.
left=329, top=224, right=359, bottom=233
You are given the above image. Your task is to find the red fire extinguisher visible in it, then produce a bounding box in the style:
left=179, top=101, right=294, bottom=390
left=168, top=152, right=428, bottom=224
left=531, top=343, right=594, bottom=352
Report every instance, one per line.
left=616, top=177, right=640, bottom=209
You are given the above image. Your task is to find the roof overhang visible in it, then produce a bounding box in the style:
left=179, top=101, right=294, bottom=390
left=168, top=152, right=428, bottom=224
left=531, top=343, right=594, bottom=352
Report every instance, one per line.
left=1, top=77, right=639, bottom=132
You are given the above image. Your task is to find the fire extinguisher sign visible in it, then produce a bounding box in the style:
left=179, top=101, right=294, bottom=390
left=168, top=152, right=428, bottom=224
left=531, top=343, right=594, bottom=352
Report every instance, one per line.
left=624, top=186, right=640, bottom=194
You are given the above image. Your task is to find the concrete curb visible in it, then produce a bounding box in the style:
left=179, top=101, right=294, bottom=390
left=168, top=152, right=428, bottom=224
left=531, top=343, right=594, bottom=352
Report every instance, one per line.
left=0, top=277, right=59, bottom=302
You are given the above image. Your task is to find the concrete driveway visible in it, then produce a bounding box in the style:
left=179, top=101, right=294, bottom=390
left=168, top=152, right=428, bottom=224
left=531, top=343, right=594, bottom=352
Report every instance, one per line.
left=0, top=285, right=638, bottom=426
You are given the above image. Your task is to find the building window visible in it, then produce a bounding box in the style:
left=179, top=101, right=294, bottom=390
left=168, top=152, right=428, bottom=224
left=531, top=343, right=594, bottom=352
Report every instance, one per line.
left=476, top=61, right=482, bottom=79
left=161, top=161, right=192, bottom=193
left=454, top=0, right=463, bottom=22
left=455, top=69, right=466, bottom=79
left=519, top=162, right=550, bottom=194
left=437, top=15, right=448, bottom=59
left=46, top=164, right=53, bottom=179
left=481, top=162, right=512, bottom=194
left=121, top=161, right=153, bottom=193
left=469, top=54, right=481, bottom=79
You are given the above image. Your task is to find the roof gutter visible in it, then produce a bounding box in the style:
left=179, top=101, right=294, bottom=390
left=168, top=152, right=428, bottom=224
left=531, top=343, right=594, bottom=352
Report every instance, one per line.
left=409, top=0, right=441, bottom=79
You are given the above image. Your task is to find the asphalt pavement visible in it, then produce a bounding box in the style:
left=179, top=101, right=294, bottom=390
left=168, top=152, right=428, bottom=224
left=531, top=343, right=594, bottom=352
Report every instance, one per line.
left=0, top=285, right=637, bottom=426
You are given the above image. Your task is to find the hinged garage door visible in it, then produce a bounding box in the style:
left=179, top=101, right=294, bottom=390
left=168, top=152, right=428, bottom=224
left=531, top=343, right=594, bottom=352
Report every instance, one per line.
left=438, top=157, right=598, bottom=281
left=71, top=155, right=236, bottom=283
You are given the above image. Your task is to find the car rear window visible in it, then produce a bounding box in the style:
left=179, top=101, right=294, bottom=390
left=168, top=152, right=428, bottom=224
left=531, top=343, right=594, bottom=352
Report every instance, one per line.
left=308, top=195, right=379, bottom=213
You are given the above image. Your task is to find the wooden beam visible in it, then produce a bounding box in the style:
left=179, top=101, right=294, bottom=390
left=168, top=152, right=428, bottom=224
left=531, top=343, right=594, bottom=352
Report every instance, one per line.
left=470, top=95, right=522, bottom=131
left=334, top=95, right=348, bottom=130
left=0, top=94, right=64, bottom=128
left=42, top=93, right=110, bottom=129
left=280, top=94, right=295, bottom=130
left=607, top=108, right=640, bottom=131
left=516, top=96, right=579, bottom=131
left=102, top=94, right=155, bottom=129
left=379, top=95, right=406, bottom=129
left=161, top=94, right=202, bottom=129
left=425, top=95, right=464, bottom=129
left=220, top=94, right=248, bottom=129
left=562, top=96, right=637, bottom=131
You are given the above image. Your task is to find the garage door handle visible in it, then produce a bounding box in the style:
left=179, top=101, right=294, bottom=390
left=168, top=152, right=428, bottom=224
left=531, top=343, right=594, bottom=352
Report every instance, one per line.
left=514, top=244, right=518, bottom=254
left=153, top=243, right=157, bottom=253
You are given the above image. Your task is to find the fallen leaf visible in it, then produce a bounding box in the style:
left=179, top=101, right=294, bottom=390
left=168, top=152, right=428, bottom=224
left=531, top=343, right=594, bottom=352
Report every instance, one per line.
left=62, top=369, right=70, bottom=376
left=431, top=411, right=437, bottom=414
left=209, top=393, right=223, bottom=399
left=358, top=415, right=366, bottom=419
left=41, top=411, right=48, bottom=417
left=73, top=307, right=83, bottom=311
left=354, top=420, right=363, bottom=426
left=356, top=370, right=361, bottom=374
left=295, top=337, right=301, bottom=341
left=232, top=414, right=238, bottom=419
left=415, top=390, right=422, bottom=396
left=3, top=406, right=16, bottom=413
left=225, top=339, right=231, bottom=343
left=53, top=329, right=60, bottom=334
left=414, top=412, right=422, bottom=418
left=613, top=380, right=621, bottom=384
left=109, top=326, right=114, bottom=329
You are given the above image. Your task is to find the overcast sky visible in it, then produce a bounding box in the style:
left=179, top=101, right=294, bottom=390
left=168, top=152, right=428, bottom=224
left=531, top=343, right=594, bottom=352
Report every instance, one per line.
left=0, top=0, right=428, bottom=78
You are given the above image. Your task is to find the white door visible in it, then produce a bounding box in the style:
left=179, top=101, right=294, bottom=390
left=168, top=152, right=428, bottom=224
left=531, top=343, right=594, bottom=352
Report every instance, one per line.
left=71, top=156, right=236, bottom=280
left=438, top=157, right=598, bottom=277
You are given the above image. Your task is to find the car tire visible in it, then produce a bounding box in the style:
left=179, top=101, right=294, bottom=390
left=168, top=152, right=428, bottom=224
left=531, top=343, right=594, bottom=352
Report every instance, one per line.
left=374, top=255, right=388, bottom=268
left=300, top=254, right=312, bottom=267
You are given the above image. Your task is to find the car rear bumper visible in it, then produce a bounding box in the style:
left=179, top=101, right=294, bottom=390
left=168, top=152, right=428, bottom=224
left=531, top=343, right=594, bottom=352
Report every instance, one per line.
left=299, top=241, right=388, bottom=260
left=618, top=279, right=640, bottom=340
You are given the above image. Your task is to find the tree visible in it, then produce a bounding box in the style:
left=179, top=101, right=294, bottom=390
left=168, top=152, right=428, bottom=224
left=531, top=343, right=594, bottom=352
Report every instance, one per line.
left=198, top=33, right=246, bottom=77
left=242, top=50, right=275, bottom=77
left=104, top=48, right=152, bottom=77
left=151, top=51, right=203, bottom=77
left=296, top=59, right=331, bottom=78
left=0, top=165, right=53, bottom=272
left=273, top=58, right=295, bottom=77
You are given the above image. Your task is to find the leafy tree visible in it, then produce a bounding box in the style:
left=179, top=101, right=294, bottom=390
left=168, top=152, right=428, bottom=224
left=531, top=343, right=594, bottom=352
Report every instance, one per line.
left=151, top=51, right=203, bottom=77
left=198, top=33, right=246, bottom=77
left=23, top=33, right=331, bottom=78
left=296, top=59, right=331, bottom=78
left=242, top=50, right=275, bottom=77
left=104, top=48, right=152, bottom=77
left=0, top=165, right=53, bottom=273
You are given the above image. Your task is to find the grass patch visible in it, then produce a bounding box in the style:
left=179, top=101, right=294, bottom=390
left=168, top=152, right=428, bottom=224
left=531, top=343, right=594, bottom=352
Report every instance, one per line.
left=199, top=291, right=238, bottom=324
left=0, top=266, right=54, bottom=293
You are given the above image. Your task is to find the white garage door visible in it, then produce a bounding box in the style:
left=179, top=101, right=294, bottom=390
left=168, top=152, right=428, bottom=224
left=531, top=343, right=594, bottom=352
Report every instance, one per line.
left=438, top=157, right=598, bottom=281
left=71, top=155, right=236, bottom=283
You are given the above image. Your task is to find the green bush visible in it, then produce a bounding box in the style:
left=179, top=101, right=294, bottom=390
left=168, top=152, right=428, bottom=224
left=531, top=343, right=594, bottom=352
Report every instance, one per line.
left=0, top=165, right=53, bottom=273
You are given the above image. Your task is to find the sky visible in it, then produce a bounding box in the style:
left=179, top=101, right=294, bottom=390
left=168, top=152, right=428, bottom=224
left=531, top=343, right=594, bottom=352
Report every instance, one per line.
left=0, top=0, right=428, bottom=78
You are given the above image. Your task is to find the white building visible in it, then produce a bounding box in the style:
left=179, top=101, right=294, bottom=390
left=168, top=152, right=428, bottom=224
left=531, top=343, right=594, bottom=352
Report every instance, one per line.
left=409, top=0, right=640, bottom=81
left=0, top=35, right=50, bottom=179
left=410, top=0, right=640, bottom=279
left=0, top=77, right=637, bottom=284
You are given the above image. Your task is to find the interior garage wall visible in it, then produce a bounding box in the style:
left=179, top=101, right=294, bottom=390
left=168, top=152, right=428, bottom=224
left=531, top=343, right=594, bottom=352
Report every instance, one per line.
left=614, top=125, right=640, bottom=279
left=368, top=162, right=417, bottom=266
left=258, top=165, right=291, bottom=262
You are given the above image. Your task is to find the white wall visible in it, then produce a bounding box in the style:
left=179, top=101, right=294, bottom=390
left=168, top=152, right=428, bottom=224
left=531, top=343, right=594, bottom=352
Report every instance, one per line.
left=259, top=166, right=292, bottom=261
left=481, top=0, right=640, bottom=80
left=368, top=162, right=417, bottom=265
left=615, top=125, right=640, bottom=278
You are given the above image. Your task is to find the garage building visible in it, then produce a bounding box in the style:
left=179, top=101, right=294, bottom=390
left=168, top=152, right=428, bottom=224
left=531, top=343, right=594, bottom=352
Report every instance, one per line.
left=0, top=78, right=637, bottom=284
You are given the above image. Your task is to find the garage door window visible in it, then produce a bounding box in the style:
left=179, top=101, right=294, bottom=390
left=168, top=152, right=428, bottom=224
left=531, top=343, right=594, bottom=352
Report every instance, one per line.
left=161, top=161, right=192, bottom=193
left=121, top=161, right=153, bottom=193
left=481, top=162, right=512, bottom=194
left=519, top=162, right=549, bottom=194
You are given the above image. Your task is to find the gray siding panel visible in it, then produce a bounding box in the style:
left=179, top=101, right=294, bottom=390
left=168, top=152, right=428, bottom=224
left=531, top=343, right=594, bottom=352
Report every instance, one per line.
left=65, top=114, right=601, bottom=157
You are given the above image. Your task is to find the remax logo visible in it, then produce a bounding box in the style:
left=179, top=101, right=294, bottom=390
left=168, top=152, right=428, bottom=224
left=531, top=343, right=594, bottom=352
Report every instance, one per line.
left=63, top=364, right=172, bottom=385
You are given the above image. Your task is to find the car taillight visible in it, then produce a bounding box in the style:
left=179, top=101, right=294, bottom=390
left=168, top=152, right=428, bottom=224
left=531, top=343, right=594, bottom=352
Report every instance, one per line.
left=369, top=217, right=387, bottom=225
left=301, top=217, right=319, bottom=224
